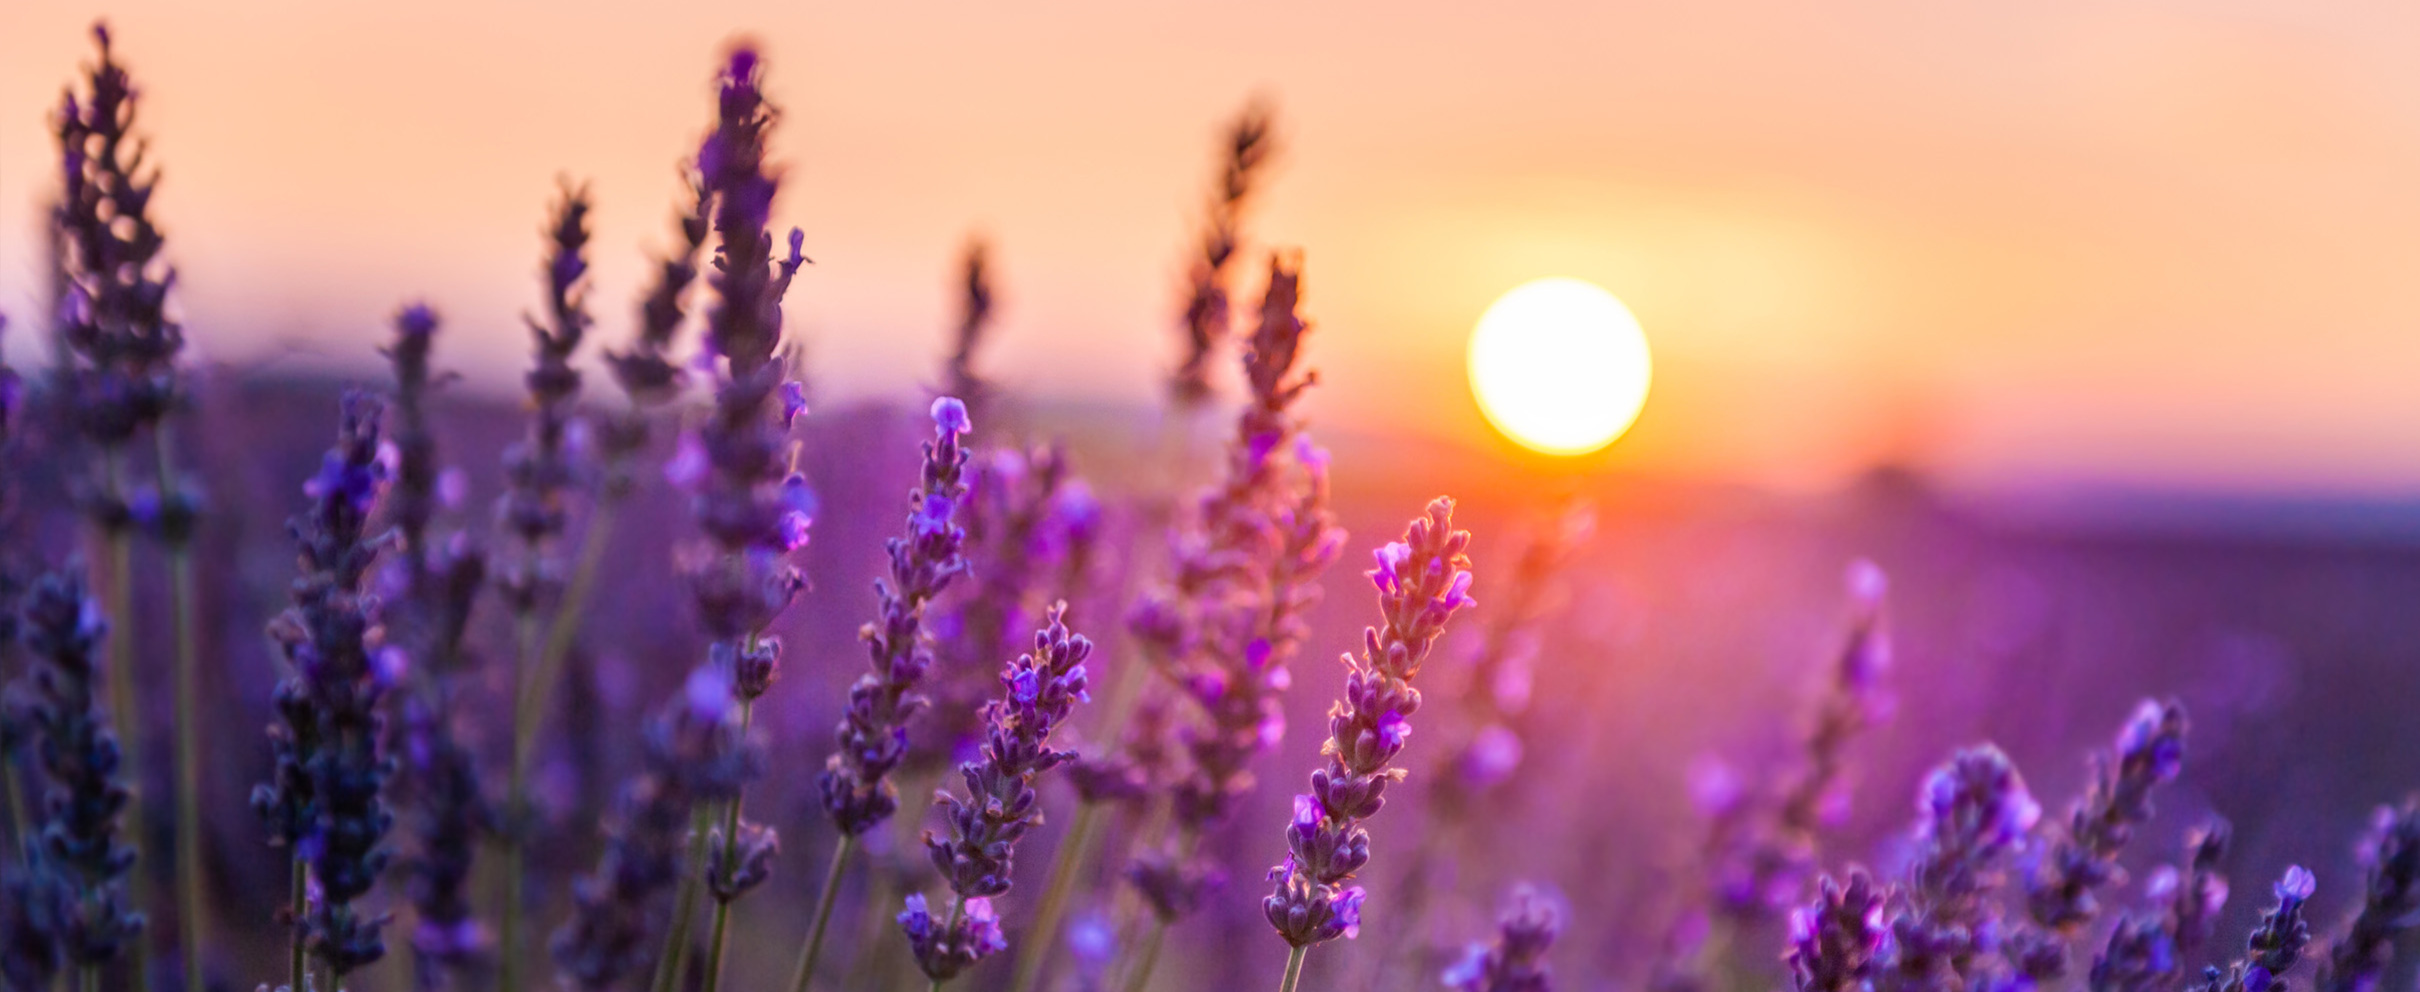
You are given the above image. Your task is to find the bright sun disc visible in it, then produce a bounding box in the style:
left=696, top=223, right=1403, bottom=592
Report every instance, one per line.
left=1468, top=277, right=1653, bottom=456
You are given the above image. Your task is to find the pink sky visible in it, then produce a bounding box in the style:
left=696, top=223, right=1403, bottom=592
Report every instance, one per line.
left=5, top=0, right=2420, bottom=493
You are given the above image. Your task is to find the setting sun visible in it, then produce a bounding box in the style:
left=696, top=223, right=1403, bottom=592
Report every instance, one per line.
left=1468, top=277, right=1654, bottom=456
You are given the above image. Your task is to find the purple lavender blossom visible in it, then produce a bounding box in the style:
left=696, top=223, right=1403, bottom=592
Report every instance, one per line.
left=925, top=442, right=1078, bottom=768
left=1131, top=258, right=1343, bottom=924
left=1169, top=101, right=1277, bottom=408
left=1789, top=871, right=1885, bottom=992
left=1264, top=497, right=1476, bottom=950
left=50, top=24, right=182, bottom=462
left=253, top=392, right=397, bottom=977
left=1443, top=885, right=1563, bottom=992
left=2091, top=825, right=2230, bottom=992
left=1875, top=745, right=2040, bottom=992
left=820, top=397, right=973, bottom=835
left=2025, top=700, right=2189, bottom=935
left=10, top=567, right=145, bottom=968
left=379, top=305, right=497, bottom=987
left=907, top=604, right=1093, bottom=984
left=2191, top=866, right=2317, bottom=992
left=2317, top=799, right=2420, bottom=992
left=496, top=184, right=595, bottom=617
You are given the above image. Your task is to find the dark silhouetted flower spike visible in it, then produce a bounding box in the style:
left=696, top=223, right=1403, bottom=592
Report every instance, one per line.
left=1789, top=871, right=1886, bottom=992
left=1170, top=101, right=1277, bottom=408
left=497, top=183, right=595, bottom=617
left=820, top=397, right=973, bottom=836
left=907, top=604, right=1093, bottom=984
left=254, top=392, right=397, bottom=977
left=2027, top=700, right=2190, bottom=935
left=2191, top=867, right=2316, bottom=992
left=597, top=173, right=712, bottom=501
left=1265, top=497, right=1475, bottom=950
left=12, top=567, right=145, bottom=968
left=550, top=666, right=751, bottom=990
left=941, top=237, right=996, bottom=426
left=2318, top=799, right=2420, bottom=992
left=381, top=305, right=498, bottom=987
left=0, top=853, right=68, bottom=992
left=1444, top=885, right=1563, bottom=992
left=50, top=23, right=183, bottom=463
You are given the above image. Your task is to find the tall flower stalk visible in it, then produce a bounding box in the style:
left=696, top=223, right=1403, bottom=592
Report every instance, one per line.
left=2008, top=699, right=2190, bottom=982
left=794, top=397, right=972, bottom=992
left=497, top=181, right=596, bottom=992
left=2090, top=824, right=2230, bottom=992
left=1875, top=746, right=2040, bottom=992
left=13, top=568, right=146, bottom=989
left=52, top=26, right=193, bottom=986
left=1265, top=497, right=1477, bottom=992
left=902, top=604, right=1094, bottom=991
left=1168, top=102, right=1276, bottom=409
left=383, top=305, right=496, bottom=991
left=669, top=46, right=812, bottom=992
left=1120, top=258, right=1342, bottom=991
left=253, top=392, right=399, bottom=989
left=2191, top=867, right=2317, bottom=992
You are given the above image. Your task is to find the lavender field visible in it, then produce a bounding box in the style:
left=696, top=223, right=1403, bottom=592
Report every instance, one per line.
left=4, top=20, right=2420, bottom=992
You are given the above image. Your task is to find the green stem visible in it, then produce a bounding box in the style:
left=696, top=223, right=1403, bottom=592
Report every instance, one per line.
left=163, top=419, right=206, bottom=992
left=289, top=855, right=308, bottom=992
left=1007, top=802, right=1107, bottom=992
left=2, top=749, right=26, bottom=849
left=650, top=806, right=714, bottom=992
left=513, top=499, right=620, bottom=772
left=789, top=834, right=857, bottom=992
left=96, top=450, right=152, bottom=992
left=80, top=965, right=98, bottom=992
left=1119, top=918, right=1168, bottom=992
left=498, top=614, right=537, bottom=992
left=698, top=699, right=757, bottom=992
left=1276, top=945, right=1308, bottom=992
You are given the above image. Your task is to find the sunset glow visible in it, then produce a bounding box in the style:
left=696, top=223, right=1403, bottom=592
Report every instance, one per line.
left=1468, top=278, right=1652, bottom=456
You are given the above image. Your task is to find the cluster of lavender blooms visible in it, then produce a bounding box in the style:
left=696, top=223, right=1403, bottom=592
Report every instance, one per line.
left=819, top=397, right=972, bottom=836
left=5, top=570, right=144, bottom=984
left=20, top=24, right=2420, bottom=992
left=904, top=604, right=1094, bottom=984
left=253, top=393, right=399, bottom=980
left=1265, top=497, right=1475, bottom=954
left=1128, top=257, right=1346, bottom=926
left=1442, top=885, right=1564, bottom=992
left=925, top=440, right=1088, bottom=765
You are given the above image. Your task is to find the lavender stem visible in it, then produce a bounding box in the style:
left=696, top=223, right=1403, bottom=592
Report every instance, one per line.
left=1007, top=801, right=1111, bottom=992
left=144, top=418, right=211, bottom=992
left=789, top=833, right=857, bottom=992
left=698, top=698, right=759, bottom=992
left=649, top=808, right=713, bottom=992
left=1278, top=945, right=1309, bottom=992
left=288, top=854, right=307, bottom=992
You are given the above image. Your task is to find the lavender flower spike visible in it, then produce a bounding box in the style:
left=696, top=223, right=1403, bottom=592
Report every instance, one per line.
left=906, top=603, right=1093, bottom=985
left=819, top=396, right=974, bottom=835
left=1443, top=885, right=1563, bottom=992
left=2192, top=866, right=2317, bottom=992
left=1266, top=497, right=1476, bottom=952
left=1879, top=745, right=2040, bottom=992
left=2318, top=799, right=2420, bottom=992
left=253, top=392, right=398, bottom=978
left=2027, top=699, right=2190, bottom=934
left=13, top=567, right=146, bottom=969
left=2091, top=824, right=2231, bottom=992
left=1789, top=871, right=1885, bottom=992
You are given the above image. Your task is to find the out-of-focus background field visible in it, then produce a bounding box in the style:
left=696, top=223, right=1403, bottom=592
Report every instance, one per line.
left=6, top=3, right=2420, bottom=991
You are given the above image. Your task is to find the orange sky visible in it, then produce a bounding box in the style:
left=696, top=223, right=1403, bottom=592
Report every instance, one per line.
left=5, top=1, right=2420, bottom=494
